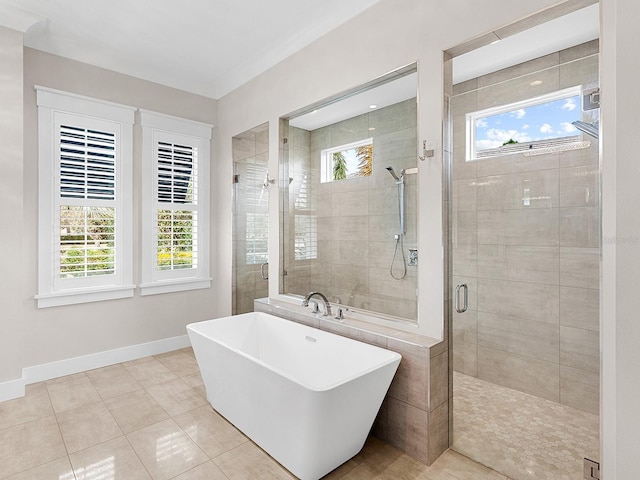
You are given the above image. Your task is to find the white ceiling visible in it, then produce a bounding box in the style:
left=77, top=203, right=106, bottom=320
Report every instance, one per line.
left=0, top=1, right=599, bottom=102
left=0, top=0, right=385, bottom=99
left=453, top=3, right=600, bottom=84
left=291, top=4, right=599, bottom=131
left=290, top=72, right=417, bottom=130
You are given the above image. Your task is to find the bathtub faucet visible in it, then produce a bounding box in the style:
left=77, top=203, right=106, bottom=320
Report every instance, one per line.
left=302, top=291, right=332, bottom=317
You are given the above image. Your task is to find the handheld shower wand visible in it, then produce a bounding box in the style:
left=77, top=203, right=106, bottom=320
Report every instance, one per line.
left=386, top=166, right=407, bottom=279
left=385, top=167, right=406, bottom=235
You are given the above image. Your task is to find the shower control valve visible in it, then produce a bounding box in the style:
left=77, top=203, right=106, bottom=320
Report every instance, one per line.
left=408, top=249, right=418, bottom=266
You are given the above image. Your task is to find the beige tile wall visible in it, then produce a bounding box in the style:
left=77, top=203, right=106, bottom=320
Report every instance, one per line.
left=450, top=40, right=600, bottom=415
left=282, top=99, right=419, bottom=321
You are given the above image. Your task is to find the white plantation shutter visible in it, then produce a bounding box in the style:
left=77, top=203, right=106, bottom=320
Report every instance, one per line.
left=36, top=87, right=134, bottom=307
left=58, top=206, right=116, bottom=278
left=58, top=123, right=118, bottom=279
left=156, top=140, right=198, bottom=271
left=293, top=170, right=317, bottom=261
left=141, top=110, right=211, bottom=295
left=157, top=141, right=196, bottom=204
left=244, top=159, right=269, bottom=265
left=59, top=125, right=116, bottom=201
left=294, top=215, right=317, bottom=260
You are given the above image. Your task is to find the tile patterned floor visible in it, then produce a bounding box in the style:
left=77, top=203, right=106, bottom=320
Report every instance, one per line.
left=452, top=372, right=599, bottom=480
left=0, top=348, right=511, bottom=480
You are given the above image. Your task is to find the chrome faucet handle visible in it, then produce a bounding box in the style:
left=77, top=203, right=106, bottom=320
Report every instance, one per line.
left=334, top=307, right=345, bottom=321
left=309, top=300, right=320, bottom=314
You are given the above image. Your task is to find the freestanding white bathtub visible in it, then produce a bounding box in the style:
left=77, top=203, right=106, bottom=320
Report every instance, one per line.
left=187, top=312, right=401, bottom=480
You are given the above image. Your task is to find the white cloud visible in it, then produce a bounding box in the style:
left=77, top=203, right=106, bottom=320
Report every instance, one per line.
left=561, top=122, right=577, bottom=133
left=475, top=118, right=488, bottom=128
left=540, top=123, right=553, bottom=133
left=513, top=109, right=526, bottom=119
left=522, top=124, right=530, bottom=130
left=561, top=98, right=577, bottom=111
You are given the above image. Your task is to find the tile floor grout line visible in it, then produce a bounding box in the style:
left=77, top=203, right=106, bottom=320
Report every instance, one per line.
left=39, top=383, right=79, bottom=480
left=2, top=349, right=508, bottom=480
left=121, top=428, right=155, bottom=480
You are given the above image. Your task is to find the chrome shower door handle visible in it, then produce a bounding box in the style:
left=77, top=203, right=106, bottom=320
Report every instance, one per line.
left=260, top=263, right=269, bottom=280
left=455, top=283, right=468, bottom=313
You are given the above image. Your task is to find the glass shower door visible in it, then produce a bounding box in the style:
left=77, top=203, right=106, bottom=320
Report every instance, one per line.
left=232, top=123, right=269, bottom=314
left=449, top=43, right=600, bottom=480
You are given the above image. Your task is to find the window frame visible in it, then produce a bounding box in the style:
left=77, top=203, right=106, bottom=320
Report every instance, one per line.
left=140, top=110, right=212, bottom=296
left=320, top=137, right=373, bottom=183
left=35, top=86, right=135, bottom=308
left=466, top=86, right=582, bottom=161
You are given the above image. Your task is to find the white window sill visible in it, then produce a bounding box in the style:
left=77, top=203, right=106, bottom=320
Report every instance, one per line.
left=36, top=285, right=136, bottom=308
left=140, top=278, right=212, bottom=296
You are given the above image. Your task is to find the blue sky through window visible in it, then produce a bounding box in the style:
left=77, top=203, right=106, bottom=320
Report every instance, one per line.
left=475, top=94, right=582, bottom=152
left=338, top=147, right=361, bottom=173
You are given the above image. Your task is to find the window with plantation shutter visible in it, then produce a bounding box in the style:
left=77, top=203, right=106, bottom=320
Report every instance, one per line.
left=292, top=169, right=317, bottom=261
left=244, top=159, right=269, bottom=265
left=36, top=87, right=135, bottom=308
left=141, top=110, right=212, bottom=295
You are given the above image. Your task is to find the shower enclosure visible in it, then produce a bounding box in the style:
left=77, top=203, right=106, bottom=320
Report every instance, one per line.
left=448, top=37, right=600, bottom=480
left=279, top=68, right=419, bottom=322
left=232, top=123, right=269, bottom=314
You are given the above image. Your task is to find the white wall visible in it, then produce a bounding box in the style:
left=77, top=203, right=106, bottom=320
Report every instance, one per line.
left=215, top=0, right=562, bottom=338
left=601, top=0, right=640, bottom=477
left=0, top=26, right=25, bottom=390
left=0, top=46, right=219, bottom=392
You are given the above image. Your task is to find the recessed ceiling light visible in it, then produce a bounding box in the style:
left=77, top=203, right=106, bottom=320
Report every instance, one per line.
left=530, top=80, right=543, bottom=86
left=369, top=104, right=378, bottom=109
left=368, top=127, right=376, bottom=131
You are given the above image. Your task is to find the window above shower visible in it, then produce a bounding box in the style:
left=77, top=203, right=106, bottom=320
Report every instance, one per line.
left=466, top=86, right=594, bottom=160
left=321, top=138, right=373, bottom=183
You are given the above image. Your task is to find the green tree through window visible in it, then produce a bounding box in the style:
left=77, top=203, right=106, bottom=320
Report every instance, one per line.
left=333, top=152, right=347, bottom=180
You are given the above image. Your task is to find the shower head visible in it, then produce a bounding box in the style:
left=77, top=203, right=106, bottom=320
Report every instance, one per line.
left=572, top=120, right=599, bottom=139
left=385, top=166, right=401, bottom=181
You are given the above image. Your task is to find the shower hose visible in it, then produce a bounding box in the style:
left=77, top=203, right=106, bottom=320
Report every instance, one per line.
left=390, top=233, right=407, bottom=280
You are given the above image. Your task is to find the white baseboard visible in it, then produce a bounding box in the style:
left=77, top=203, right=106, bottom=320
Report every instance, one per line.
left=0, top=334, right=190, bottom=402
left=0, top=378, right=26, bottom=403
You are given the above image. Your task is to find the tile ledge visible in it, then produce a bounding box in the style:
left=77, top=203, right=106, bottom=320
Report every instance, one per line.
left=254, top=297, right=444, bottom=350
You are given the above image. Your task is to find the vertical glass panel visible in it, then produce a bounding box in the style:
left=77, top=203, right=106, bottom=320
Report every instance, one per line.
left=280, top=65, right=418, bottom=322
left=449, top=34, right=600, bottom=480
left=232, top=123, right=270, bottom=314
